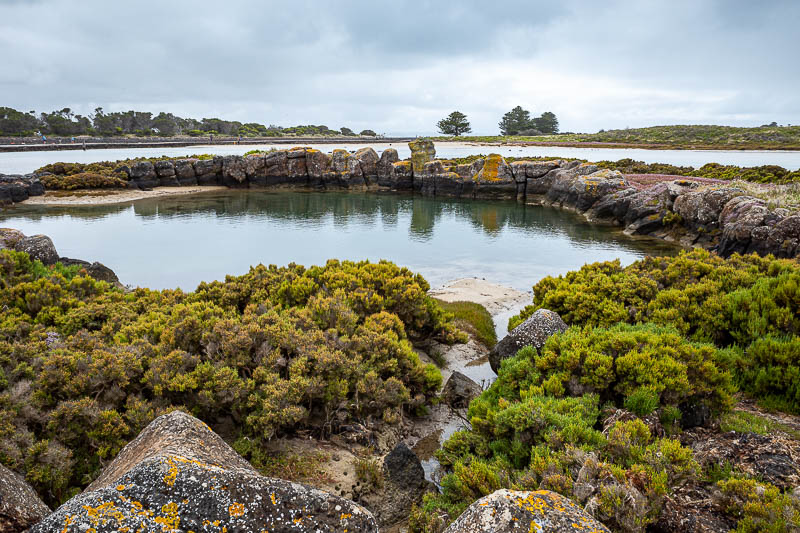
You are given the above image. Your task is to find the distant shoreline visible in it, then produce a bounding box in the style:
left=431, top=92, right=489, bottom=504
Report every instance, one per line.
left=4, top=136, right=800, bottom=154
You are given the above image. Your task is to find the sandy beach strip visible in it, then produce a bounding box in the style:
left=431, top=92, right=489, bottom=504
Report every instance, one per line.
left=20, top=186, right=228, bottom=206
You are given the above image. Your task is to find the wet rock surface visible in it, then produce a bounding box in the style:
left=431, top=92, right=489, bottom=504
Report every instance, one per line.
left=443, top=489, right=611, bottom=533
left=31, top=411, right=378, bottom=533
left=489, top=309, right=568, bottom=373
left=0, top=463, right=51, bottom=533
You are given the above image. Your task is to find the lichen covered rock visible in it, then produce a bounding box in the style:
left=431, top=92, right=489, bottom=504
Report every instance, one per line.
left=489, top=309, right=568, bottom=373
left=443, top=489, right=610, bottom=533
left=409, top=139, right=436, bottom=174
left=15, top=234, right=59, bottom=265
left=32, top=411, right=377, bottom=533
left=0, top=463, right=50, bottom=532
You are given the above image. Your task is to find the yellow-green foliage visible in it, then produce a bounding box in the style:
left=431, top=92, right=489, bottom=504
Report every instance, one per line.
left=509, top=249, right=800, bottom=413
left=717, top=478, right=800, bottom=532
left=0, top=250, right=462, bottom=505
left=40, top=172, right=127, bottom=190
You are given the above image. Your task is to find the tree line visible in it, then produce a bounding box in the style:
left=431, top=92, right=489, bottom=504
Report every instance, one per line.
left=0, top=106, right=378, bottom=138
left=437, top=106, right=559, bottom=136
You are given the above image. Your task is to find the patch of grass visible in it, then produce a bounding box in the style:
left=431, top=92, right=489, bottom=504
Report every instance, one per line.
left=353, top=456, right=384, bottom=490
left=255, top=451, right=334, bottom=485
left=436, top=300, right=497, bottom=348
left=720, top=410, right=800, bottom=440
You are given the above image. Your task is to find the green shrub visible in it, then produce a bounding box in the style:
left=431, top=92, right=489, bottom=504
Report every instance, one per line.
left=624, top=387, right=660, bottom=416
left=494, top=323, right=734, bottom=418
left=732, top=335, right=800, bottom=413
left=0, top=250, right=462, bottom=506
left=39, top=172, right=127, bottom=190
left=717, top=478, right=800, bottom=532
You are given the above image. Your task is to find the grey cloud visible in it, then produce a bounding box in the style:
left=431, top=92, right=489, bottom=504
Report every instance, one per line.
left=0, top=0, right=797, bottom=134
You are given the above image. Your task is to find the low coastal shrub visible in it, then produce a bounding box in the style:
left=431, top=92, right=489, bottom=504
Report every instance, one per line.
left=0, top=249, right=463, bottom=505
left=509, top=250, right=800, bottom=413
left=411, top=340, right=706, bottom=532
left=39, top=171, right=127, bottom=190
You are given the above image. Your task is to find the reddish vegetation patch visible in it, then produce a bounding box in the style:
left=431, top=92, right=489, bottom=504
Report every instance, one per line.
left=624, top=173, right=728, bottom=190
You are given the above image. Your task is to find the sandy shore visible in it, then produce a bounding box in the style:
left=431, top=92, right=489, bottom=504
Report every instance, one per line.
left=21, top=186, right=227, bottom=206
left=428, top=277, right=530, bottom=315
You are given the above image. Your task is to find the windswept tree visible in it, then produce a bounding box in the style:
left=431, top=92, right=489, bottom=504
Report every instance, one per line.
left=534, top=111, right=559, bottom=134
left=437, top=111, right=472, bottom=136
left=499, top=106, right=533, bottom=135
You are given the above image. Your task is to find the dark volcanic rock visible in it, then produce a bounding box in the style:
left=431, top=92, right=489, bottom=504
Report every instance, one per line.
left=154, top=160, right=176, bottom=187
left=306, top=149, right=331, bottom=186
left=0, top=174, right=44, bottom=204
left=443, top=489, right=610, bottom=533
left=174, top=159, right=197, bottom=185
left=32, top=411, right=377, bottom=533
left=15, top=234, right=59, bottom=265
left=673, top=187, right=743, bottom=235
left=442, top=371, right=482, bottom=409
left=354, top=147, right=380, bottom=183
left=129, top=161, right=158, bottom=188
left=489, top=309, right=568, bottom=374
left=193, top=158, right=222, bottom=185
left=59, top=257, right=121, bottom=284
left=222, top=155, right=247, bottom=186
left=376, top=148, right=399, bottom=187
left=0, top=463, right=50, bottom=533
left=362, top=442, right=430, bottom=526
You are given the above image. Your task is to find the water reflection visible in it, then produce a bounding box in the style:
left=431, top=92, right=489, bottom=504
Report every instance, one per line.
left=0, top=190, right=679, bottom=291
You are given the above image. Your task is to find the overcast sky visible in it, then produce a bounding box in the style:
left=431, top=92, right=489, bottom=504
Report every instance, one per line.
left=1, top=0, right=798, bottom=135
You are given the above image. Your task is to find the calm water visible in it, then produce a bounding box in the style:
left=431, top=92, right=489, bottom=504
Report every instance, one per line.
left=2, top=142, right=800, bottom=174
left=0, top=190, right=679, bottom=291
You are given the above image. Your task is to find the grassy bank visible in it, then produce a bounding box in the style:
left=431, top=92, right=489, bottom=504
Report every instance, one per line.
left=434, top=124, right=800, bottom=150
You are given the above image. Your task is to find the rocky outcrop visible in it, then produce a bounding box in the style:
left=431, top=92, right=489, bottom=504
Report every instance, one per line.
left=489, top=309, right=568, bottom=373
left=9, top=142, right=799, bottom=258
left=2, top=229, right=121, bottom=284
left=0, top=463, right=51, bottom=533
left=442, top=371, right=482, bottom=408
left=0, top=174, right=44, bottom=204
left=31, top=411, right=378, bottom=533
left=444, top=489, right=610, bottom=533
left=409, top=139, right=436, bottom=173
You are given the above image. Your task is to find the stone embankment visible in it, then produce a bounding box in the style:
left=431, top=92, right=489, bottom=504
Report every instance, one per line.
left=3, top=140, right=799, bottom=257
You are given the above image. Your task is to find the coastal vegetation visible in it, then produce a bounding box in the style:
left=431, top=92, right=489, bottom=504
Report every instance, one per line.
left=0, top=250, right=465, bottom=506
left=411, top=249, right=800, bottom=532
left=0, top=106, right=378, bottom=138
left=434, top=124, right=800, bottom=150
left=498, top=106, right=559, bottom=135
left=436, top=111, right=472, bottom=137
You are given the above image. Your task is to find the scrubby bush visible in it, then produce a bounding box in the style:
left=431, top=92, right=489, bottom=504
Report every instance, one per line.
left=717, top=478, right=800, bottom=532
left=413, top=349, right=703, bottom=532
left=509, top=250, right=800, bottom=413
left=0, top=249, right=463, bottom=505
left=40, top=172, right=127, bottom=190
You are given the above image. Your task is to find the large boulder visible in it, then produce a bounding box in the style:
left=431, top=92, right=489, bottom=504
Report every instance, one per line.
left=265, top=150, right=291, bottom=185
left=442, top=371, right=482, bottom=408
left=489, top=309, right=568, bottom=374
left=244, top=153, right=266, bottom=184
left=0, top=227, right=26, bottom=249
left=0, top=463, right=51, bottom=532
left=548, top=168, right=629, bottom=212
left=129, top=161, right=158, bottom=188
left=221, top=155, right=247, bottom=186
left=354, top=147, right=380, bottom=183
left=766, top=214, right=800, bottom=258
left=443, top=489, right=610, bottom=533
left=193, top=158, right=222, bottom=185
left=15, top=234, right=59, bottom=265
left=472, top=154, right=517, bottom=199
left=672, top=187, right=743, bottom=235
left=409, top=139, right=436, bottom=174
left=31, top=411, right=377, bottom=532
left=0, top=174, right=43, bottom=204
left=174, top=159, right=198, bottom=186
left=306, top=149, right=331, bottom=186
left=59, top=257, right=121, bottom=285
left=154, top=160, right=178, bottom=186
left=376, top=148, right=400, bottom=187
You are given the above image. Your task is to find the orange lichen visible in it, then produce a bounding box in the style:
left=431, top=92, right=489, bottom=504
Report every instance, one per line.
left=228, top=502, right=245, bottom=517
